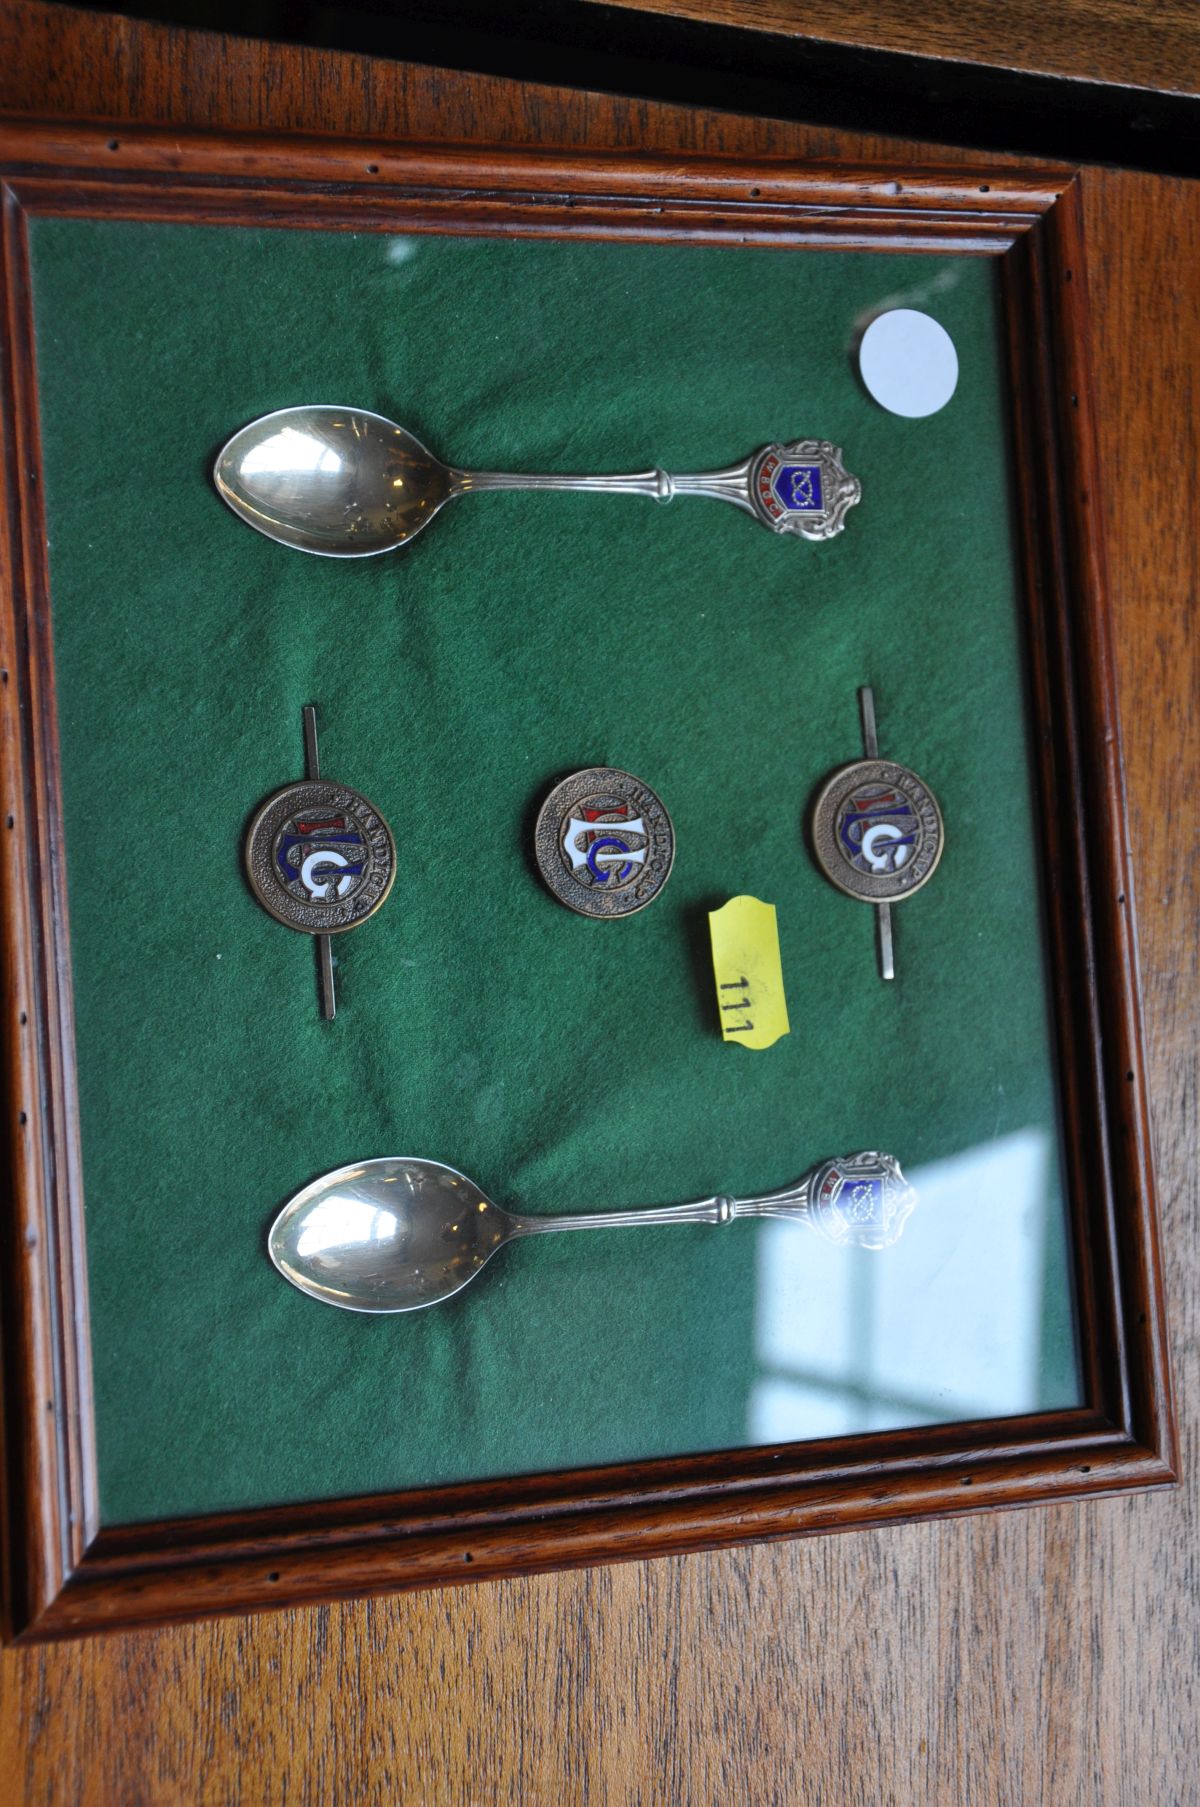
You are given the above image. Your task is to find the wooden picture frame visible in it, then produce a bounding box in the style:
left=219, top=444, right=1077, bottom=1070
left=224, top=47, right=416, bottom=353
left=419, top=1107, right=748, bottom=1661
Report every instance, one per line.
left=0, top=119, right=1176, bottom=1641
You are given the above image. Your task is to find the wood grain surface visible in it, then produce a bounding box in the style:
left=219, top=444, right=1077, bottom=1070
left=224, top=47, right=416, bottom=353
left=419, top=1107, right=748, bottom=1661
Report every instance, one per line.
left=0, top=3, right=1196, bottom=1802
left=583, top=0, right=1200, bottom=97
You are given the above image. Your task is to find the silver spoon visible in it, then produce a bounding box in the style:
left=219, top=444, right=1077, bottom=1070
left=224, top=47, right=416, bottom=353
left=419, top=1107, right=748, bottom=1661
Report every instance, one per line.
left=214, top=406, right=862, bottom=557
left=268, top=1150, right=915, bottom=1314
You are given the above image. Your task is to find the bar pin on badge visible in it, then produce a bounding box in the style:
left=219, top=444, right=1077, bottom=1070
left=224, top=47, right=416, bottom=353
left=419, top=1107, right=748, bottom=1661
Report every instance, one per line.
left=810, top=686, right=944, bottom=980
left=244, top=707, right=396, bottom=1018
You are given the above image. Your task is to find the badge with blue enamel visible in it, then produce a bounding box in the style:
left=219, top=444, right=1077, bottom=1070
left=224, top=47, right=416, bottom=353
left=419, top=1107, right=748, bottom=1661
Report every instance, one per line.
left=535, top=767, right=675, bottom=918
left=245, top=707, right=395, bottom=1018
left=811, top=688, right=943, bottom=980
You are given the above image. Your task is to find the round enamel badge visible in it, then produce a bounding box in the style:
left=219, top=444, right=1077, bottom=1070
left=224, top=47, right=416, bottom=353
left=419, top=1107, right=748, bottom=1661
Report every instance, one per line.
left=245, top=778, right=396, bottom=934
left=535, top=767, right=675, bottom=918
left=811, top=759, right=943, bottom=904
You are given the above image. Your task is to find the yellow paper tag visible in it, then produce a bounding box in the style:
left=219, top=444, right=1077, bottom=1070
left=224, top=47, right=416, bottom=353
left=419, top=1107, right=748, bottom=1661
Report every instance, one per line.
left=708, top=896, right=790, bottom=1050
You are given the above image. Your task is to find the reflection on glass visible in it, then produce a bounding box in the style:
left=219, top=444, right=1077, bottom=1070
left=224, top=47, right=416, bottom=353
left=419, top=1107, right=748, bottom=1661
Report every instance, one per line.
left=749, top=1128, right=1074, bottom=1441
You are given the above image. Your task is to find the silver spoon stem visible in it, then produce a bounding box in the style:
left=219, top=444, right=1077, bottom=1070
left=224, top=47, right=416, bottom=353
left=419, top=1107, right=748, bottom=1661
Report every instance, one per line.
left=507, top=1176, right=821, bottom=1237
left=451, top=461, right=758, bottom=516
left=505, top=1155, right=912, bottom=1246
left=509, top=1198, right=734, bottom=1235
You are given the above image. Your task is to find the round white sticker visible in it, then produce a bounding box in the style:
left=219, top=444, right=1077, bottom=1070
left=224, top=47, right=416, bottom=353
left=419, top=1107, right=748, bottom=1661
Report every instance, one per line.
left=859, top=308, right=959, bottom=418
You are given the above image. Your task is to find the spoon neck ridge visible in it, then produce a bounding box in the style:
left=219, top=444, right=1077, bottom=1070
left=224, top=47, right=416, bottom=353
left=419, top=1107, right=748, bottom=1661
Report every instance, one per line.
left=452, top=467, right=674, bottom=502
left=506, top=1198, right=731, bottom=1237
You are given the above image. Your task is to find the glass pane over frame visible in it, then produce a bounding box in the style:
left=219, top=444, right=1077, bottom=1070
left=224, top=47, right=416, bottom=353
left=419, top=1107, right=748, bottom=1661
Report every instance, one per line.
left=27, top=219, right=1082, bottom=1525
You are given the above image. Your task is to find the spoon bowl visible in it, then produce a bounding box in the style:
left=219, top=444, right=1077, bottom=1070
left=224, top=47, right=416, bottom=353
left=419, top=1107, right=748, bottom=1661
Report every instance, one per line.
left=269, top=1149, right=915, bottom=1314
left=215, top=407, right=453, bottom=557
left=269, top=1157, right=512, bottom=1312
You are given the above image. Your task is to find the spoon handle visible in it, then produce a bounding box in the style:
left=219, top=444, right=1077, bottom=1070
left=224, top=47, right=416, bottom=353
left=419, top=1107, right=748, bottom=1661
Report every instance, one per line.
left=507, top=1151, right=914, bottom=1251
left=451, top=439, right=861, bottom=542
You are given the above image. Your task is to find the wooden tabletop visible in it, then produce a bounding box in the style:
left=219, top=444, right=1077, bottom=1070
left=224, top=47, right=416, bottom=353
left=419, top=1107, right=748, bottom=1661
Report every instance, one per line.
left=582, top=0, right=1200, bottom=96
left=0, top=4, right=1195, bottom=1801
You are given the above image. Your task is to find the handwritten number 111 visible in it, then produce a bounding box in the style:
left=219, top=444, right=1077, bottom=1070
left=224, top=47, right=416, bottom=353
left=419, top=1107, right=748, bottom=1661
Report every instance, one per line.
left=719, top=975, right=753, bottom=1034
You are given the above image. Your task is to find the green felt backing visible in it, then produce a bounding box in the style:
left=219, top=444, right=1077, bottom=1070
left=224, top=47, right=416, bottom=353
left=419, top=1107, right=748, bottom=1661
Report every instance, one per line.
left=28, top=219, right=1081, bottom=1525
